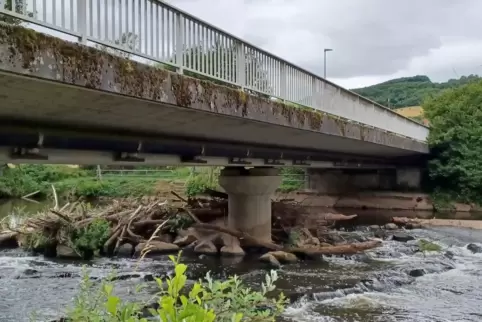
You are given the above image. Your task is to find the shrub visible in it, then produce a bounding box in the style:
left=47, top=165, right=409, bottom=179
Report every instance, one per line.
left=69, top=218, right=111, bottom=259
left=65, top=253, right=287, bottom=321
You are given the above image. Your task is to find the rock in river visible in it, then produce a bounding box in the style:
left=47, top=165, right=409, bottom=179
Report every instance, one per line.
left=392, top=233, right=415, bottom=243
left=268, top=251, right=298, bottom=264
left=194, top=240, right=218, bottom=255
left=408, top=268, right=426, bottom=277
left=385, top=223, right=398, bottom=230
left=467, top=243, right=482, bottom=254
left=56, top=245, right=81, bottom=259
left=117, top=243, right=134, bottom=257
left=259, top=253, right=281, bottom=269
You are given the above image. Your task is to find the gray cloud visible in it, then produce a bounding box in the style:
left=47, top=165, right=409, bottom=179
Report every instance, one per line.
left=169, top=0, right=482, bottom=86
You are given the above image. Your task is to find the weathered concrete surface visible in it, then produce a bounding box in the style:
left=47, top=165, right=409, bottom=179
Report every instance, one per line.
left=0, top=25, right=428, bottom=158
left=219, top=167, right=281, bottom=243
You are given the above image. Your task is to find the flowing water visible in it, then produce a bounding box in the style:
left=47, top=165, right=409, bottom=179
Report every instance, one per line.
left=0, top=200, right=482, bottom=322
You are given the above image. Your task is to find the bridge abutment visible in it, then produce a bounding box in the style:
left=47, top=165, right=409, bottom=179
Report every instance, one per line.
left=219, top=167, right=281, bottom=243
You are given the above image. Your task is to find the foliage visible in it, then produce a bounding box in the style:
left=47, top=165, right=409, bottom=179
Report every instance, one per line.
left=278, top=168, right=305, bottom=193
left=353, top=75, right=482, bottom=108
left=55, top=177, right=158, bottom=199
left=185, top=170, right=219, bottom=197
left=167, top=213, right=194, bottom=233
left=418, top=239, right=442, bottom=253
left=424, top=80, right=482, bottom=203
left=69, top=219, right=111, bottom=259
left=65, top=253, right=287, bottom=321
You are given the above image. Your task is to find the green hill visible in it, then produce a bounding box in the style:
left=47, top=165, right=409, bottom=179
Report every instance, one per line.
left=352, top=74, right=481, bottom=108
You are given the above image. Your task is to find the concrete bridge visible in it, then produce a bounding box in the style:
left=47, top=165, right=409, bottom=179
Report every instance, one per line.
left=0, top=1, right=429, bottom=241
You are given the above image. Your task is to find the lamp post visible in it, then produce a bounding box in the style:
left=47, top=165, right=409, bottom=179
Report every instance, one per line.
left=324, top=48, right=333, bottom=79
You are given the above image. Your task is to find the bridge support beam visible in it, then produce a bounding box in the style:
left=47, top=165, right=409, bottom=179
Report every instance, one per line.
left=219, top=167, right=281, bottom=243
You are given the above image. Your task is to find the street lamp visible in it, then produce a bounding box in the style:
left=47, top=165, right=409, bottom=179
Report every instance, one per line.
left=324, top=48, right=333, bottom=79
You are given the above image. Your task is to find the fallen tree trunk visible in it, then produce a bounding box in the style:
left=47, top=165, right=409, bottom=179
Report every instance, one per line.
left=286, top=240, right=382, bottom=256
left=321, top=213, right=357, bottom=221
left=0, top=231, right=17, bottom=246
left=193, top=223, right=381, bottom=255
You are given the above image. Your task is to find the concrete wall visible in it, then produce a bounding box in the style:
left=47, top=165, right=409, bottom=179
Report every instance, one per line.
left=306, top=168, right=422, bottom=194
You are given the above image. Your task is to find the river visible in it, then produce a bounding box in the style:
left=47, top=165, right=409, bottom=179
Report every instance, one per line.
left=0, top=200, right=481, bottom=321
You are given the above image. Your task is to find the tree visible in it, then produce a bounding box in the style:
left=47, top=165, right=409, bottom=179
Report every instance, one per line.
left=0, top=0, right=33, bottom=25
left=352, top=75, right=482, bottom=109
left=424, top=80, right=482, bottom=202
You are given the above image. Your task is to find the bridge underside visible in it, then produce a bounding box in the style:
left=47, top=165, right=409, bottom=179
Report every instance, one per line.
left=0, top=25, right=428, bottom=167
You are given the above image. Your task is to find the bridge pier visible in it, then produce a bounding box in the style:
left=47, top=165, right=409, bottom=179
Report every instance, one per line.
left=219, top=167, right=281, bottom=243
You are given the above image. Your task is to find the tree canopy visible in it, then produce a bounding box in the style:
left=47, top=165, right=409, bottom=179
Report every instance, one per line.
left=352, top=75, right=482, bottom=108
left=424, top=79, right=482, bottom=202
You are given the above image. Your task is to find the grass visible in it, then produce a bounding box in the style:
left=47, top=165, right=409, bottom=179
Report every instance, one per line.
left=0, top=165, right=307, bottom=200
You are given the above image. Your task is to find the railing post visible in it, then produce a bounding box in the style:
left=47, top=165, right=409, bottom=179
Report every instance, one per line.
left=280, top=62, right=286, bottom=101
left=175, top=12, right=184, bottom=74
left=77, top=0, right=87, bottom=44
left=311, top=76, right=316, bottom=108
left=236, top=41, right=246, bottom=89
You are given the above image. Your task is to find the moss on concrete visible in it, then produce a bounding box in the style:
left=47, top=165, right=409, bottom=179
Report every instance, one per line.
left=0, top=23, right=428, bottom=153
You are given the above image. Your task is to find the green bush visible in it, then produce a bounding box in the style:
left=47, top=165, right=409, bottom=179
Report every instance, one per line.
left=424, top=80, right=482, bottom=203
left=69, top=218, right=111, bottom=259
left=65, top=253, right=287, bottom=321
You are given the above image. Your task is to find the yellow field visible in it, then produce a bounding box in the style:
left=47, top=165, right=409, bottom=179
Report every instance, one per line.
left=394, top=106, right=424, bottom=117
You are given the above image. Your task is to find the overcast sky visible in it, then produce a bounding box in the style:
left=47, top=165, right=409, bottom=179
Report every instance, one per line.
left=167, top=0, right=482, bottom=88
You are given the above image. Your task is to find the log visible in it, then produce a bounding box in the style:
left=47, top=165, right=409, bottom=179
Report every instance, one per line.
left=0, top=231, right=17, bottom=246
left=286, top=240, right=381, bottom=255
left=321, top=213, right=358, bottom=221
left=204, top=188, right=228, bottom=199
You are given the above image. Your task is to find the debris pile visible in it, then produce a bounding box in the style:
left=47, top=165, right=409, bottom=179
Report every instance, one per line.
left=0, top=189, right=382, bottom=263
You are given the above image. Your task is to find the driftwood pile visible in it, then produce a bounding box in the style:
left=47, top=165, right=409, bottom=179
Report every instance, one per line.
left=0, top=189, right=382, bottom=262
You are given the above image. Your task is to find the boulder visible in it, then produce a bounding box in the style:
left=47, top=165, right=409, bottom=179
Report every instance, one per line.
left=268, top=251, right=298, bottom=264
left=392, top=233, right=415, bottom=243
left=116, top=243, right=134, bottom=257
left=135, top=241, right=179, bottom=256
left=408, top=268, right=425, bottom=277
left=194, top=240, right=218, bottom=255
left=56, top=245, right=81, bottom=259
left=369, top=225, right=380, bottom=231
left=385, top=223, right=398, bottom=230
left=220, top=244, right=245, bottom=257
left=374, top=229, right=388, bottom=239
left=259, top=253, right=281, bottom=269
left=467, top=243, right=482, bottom=254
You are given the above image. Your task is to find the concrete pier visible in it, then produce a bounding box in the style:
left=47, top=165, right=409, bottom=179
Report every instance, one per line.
left=219, top=167, right=281, bottom=243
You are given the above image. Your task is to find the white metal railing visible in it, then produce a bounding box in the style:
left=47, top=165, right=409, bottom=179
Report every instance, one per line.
left=0, top=0, right=429, bottom=142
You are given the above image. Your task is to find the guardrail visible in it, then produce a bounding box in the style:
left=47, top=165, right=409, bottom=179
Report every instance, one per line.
left=0, top=0, right=428, bottom=141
